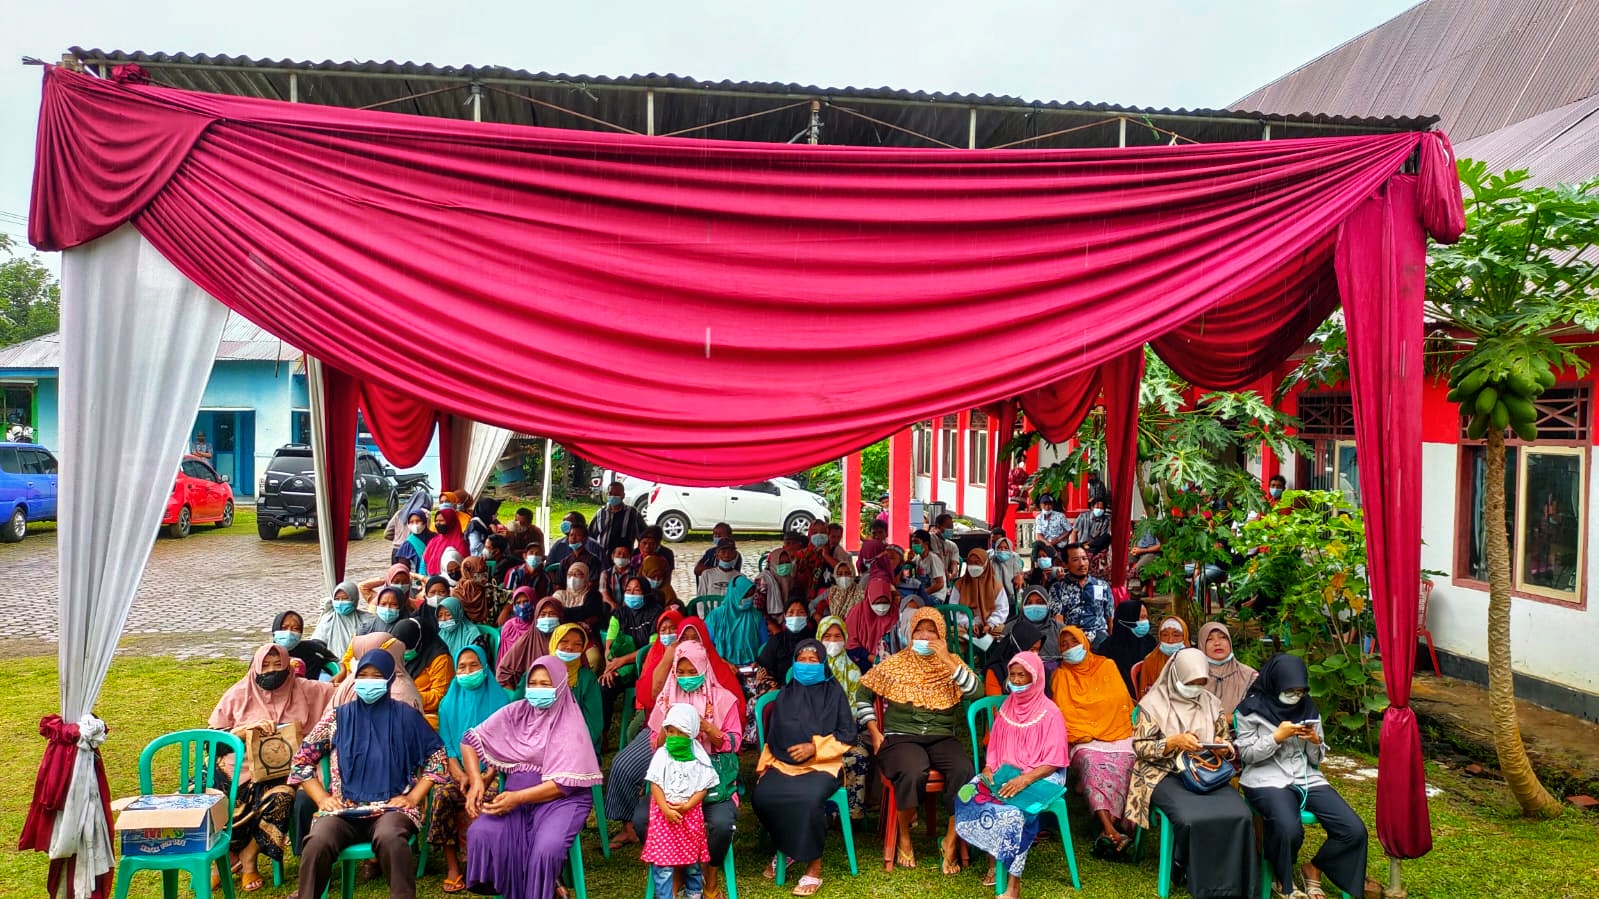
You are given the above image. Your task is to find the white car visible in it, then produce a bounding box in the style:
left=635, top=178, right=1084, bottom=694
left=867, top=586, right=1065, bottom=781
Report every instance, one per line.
left=644, top=480, right=830, bottom=542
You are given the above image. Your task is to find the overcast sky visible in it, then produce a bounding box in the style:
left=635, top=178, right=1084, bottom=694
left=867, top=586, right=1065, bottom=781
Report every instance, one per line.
left=0, top=0, right=1420, bottom=259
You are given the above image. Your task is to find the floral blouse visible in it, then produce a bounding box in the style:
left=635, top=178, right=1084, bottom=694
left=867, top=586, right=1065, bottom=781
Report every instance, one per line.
left=1122, top=709, right=1233, bottom=830
left=287, top=707, right=450, bottom=826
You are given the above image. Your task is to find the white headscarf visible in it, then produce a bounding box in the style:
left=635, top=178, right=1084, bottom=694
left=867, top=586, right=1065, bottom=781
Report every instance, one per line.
left=1138, top=647, right=1222, bottom=741
left=310, top=580, right=370, bottom=659
left=647, top=702, right=718, bottom=802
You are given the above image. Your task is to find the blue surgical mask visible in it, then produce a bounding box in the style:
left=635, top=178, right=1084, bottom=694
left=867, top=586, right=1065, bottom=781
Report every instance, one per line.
left=1022, top=604, right=1049, bottom=622
left=555, top=649, right=582, bottom=663
left=1091, top=508, right=1105, bottom=519
left=912, top=639, right=934, bottom=656
left=1038, top=557, right=1054, bottom=570
left=1064, top=645, right=1088, bottom=665
left=792, top=661, right=827, bottom=685
left=1159, top=641, right=1182, bottom=656
left=810, top=534, right=828, bottom=547
left=528, top=555, right=544, bottom=568
left=1008, top=679, right=1032, bottom=693
left=659, top=633, right=678, bottom=646
left=992, top=551, right=1013, bottom=563
left=439, top=618, right=458, bottom=632
left=376, top=607, right=400, bottom=623
left=333, top=600, right=355, bottom=615
left=272, top=629, right=301, bottom=650
left=536, top=616, right=560, bottom=634
left=559, top=520, right=573, bottom=535
left=1208, top=653, right=1235, bottom=666
left=717, top=559, right=737, bottom=571
left=353, top=678, right=389, bottom=704
left=456, top=669, right=487, bottom=690
left=647, top=577, right=662, bottom=589
left=525, top=686, right=557, bottom=708
left=785, top=616, right=807, bottom=633
left=624, top=593, right=645, bottom=609
left=1131, top=620, right=1151, bottom=637
left=1270, top=487, right=1284, bottom=500
left=607, top=495, right=622, bottom=506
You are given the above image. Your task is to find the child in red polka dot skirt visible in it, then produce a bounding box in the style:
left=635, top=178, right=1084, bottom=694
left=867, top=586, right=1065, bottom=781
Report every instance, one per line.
left=642, top=703, right=721, bottom=899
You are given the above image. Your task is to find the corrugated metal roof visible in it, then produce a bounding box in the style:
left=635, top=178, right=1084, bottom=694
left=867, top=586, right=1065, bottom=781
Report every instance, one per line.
left=0, top=315, right=299, bottom=370
left=1232, top=0, right=1599, bottom=144
left=1454, top=93, right=1599, bottom=186
left=67, top=48, right=1438, bottom=150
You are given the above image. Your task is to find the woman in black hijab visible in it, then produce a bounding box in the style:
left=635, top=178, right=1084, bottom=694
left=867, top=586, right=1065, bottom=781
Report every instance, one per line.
left=755, top=597, right=817, bottom=691
left=983, top=616, right=1043, bottom=697
left=1097, top=598, right=1156, bottom=695
left=271, top=610, right=339, bottom=679
left=391, top=616, right=453, bottom=727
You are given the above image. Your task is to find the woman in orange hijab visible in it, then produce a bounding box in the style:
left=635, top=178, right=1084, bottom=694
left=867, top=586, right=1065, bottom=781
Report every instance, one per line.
left=1050, top=625, right=1137, bottom=856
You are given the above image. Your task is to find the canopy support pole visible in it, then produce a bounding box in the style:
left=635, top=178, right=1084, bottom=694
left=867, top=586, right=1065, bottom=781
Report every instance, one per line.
left=842, top=451, right=862, bottom=552
left=540, top=438, right=554, bottom=538
left=1386, top=859, right=1406, bottom=898
left=646, top=89, right=655, bottom=136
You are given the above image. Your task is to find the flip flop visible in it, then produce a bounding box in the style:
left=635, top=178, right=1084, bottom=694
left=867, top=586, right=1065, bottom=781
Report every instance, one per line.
left=792, top=875, right=823, bottom=896
left=442, top=875, right=468, bottom=894
left=241, top=872, right=264, bottom=893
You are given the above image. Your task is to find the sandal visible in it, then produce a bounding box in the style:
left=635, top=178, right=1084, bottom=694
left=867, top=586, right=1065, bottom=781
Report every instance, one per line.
left=792, top=875, right=822, bottom=896
left=240, top=871, right=264, bottom=893
left=1303, top=878, right=1327, bottom=899
left=442, top=874, right=468, bottom=894
left=982, top=868, right=998, bottom=887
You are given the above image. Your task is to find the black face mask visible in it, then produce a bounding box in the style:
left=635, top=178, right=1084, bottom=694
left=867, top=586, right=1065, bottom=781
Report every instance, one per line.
left=255, top=669, right=291, bottom=691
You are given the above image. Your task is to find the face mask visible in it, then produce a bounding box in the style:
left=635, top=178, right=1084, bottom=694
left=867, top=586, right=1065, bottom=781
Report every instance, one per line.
left=376, top=607, right=400, bottom=623
left=910, top=544, right=925, bottom=556
left=620, top=593, right=644, bottom=610
left=717, top=559, right=737, bottom=571
left=1208, top=652, right=1235, bottom=666
left=536, top=616, right=560, bottom=634
left=1008, top=679, right=1032, bottom=693
left=1064, top=645, right=1088, bottom=665
left=556, top=649, right=583, bottom=663
left=810, top=533, right=828, bottom=547
left=255, top=669, right=290, bottom=691
left=272, top=630, right=301, bottom=650
left=639, top=576, right=659, bottom=589
left=567, top=578, right=584, bottom=591
left=775, top=563, right=794, bottom=577
left=607, top=495, right=622, bottom=506
left=992, top=551, right=1013, bottom=563
left=407, top=522, right=426, bottom=535
left=1158, top=641, right=1182, bottom=656
left=440, top=618, right=458, bottom=631
left=911, top=639, right=934, bottom=656
left=1022, top=604, right=1049, bottom=622
left=1038, top=557, right=1054, bottom=570
left=659, top=633, right=678, bottom=647
left=785, top=616, right=807, bottom=633
left=871, top=602, right=892, bottom=615
left=1279, top=691, right=1306, bottom=706
left=456, top=669, right=487, bottom=690
left=823, top=640, right=845, bottom=657
left=613, top=557, right=630, bottom=569
left=676, top=673, right=706, bottom=693
left=1270, top=487, right=1284, bottom=499
left=791, top=661, right=826, bottom=685
left=1175, top=682, right=1207, bottom=700
left=1131, top=620, right=1151, bottom=637
left=664, top=733, right=696, bottom=762
left=1091, top=508, right=1106, bottom=519
left=426, top=595, right=442, bottom=608
left=528, top=555, right=544, bottom=568
left=965, top=563, right=986, bottom=577
left=508, top=601, right=531, bottom=622
left=403, top=649, right=418, bottom=662
left=559, top=521, right=573, bottom=535
left=353, top=678, right=389, bottom=704
left=525, top=686, right=557, bottom=708
left=435, top=520, right=450, bottom=532
left=835, top=576, right=855, bottom=590
left=333, top=600, right=355, bottom=615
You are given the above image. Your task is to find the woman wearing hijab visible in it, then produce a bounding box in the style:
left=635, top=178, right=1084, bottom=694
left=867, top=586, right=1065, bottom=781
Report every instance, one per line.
left=332, top=633, right=424, bottom=710
left=631, top=610, right=686, bottom=738
left=289, top=649, right=448, bottom=899
left=451, top=556, right=493, bottom=624
left=359, top=563, right=418, bottom=607
left=1098, top=599, right=1156, bottom=696
left=439, top=548, right=466, bottom=587
left=1011, top=587, right=1063, bottom=671
left=436, top=596, right=495, bottom=671
left=1198, top=623, right=1258, bottom=718
left=815, top=615, right=872, bottom=820
left=752, top=639, right=859, bottom=896
left=311, top=581, right=372, bottom=662
left=271, top=611, right=339, bottom=680
left=549, top=623, right=605, bottom=750
left=461, top=654, right=604, bottom=899
left=756, top=545, right=797, bottom=619
left=1127, top=648, right=1255, bottom=899
left=640, top=554, right=680, bottom=609
left=1237, top=656, right=1367, bottom=899
left=1134, top=616, right=1190, bottom=699
left=555, top=561, right=605, bottom=630
left=391, top=617, right=453, bottom=727
left=496, top=595, right=565, bottom=689
left=819, top=559, right=863, bottom=621
left=983, top=618, right=1043, bottom=697
left=1049, top=625, right=1137, bottom=856
left=498, top=588, right=541, bottom=667
left=948, top=547, right=1010, bottom=640
left=426, top=509, right=471, bottom=576
left=465, top=497, right=502, bottom=557
left=627, top=641, right=745, bottom=899
left=601, top=574, right=664, bottom=748
left=355, top=585, right=410, bottom=640
left=210, top=644, right=334, bottom=892
left=843, top=579, right=899, bottom=671
left=706, top=575, right=768, bottom=666
left=393, top=509, right=436, bottom=576
left=953, top=651, right=1068, bottom=899
left=859, top=608, right=983, bottom=874
left=987, top=535, right=1025, bottom=598
left=431, top=645, right=509, bottom=893
left=754, top=597, right=815, bottom=694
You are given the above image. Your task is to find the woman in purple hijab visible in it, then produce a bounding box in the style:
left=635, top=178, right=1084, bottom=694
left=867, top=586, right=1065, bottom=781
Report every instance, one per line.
left=461, top=654, right=604, bottom=899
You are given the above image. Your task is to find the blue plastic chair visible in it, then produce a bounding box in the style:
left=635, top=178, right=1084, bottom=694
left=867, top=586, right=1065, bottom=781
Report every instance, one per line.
left=751, top=691, right=860, bottom=881
left=965, top=696, right=1081, bottom=892
left=113, top=729, right=245, bottom=899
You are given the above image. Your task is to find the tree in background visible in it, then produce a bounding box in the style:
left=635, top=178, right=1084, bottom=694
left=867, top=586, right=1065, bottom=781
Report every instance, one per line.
left=0, top=235, right=60, bottom=350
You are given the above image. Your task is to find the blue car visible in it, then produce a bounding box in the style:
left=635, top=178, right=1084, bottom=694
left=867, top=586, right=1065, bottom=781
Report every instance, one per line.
left=0, top=442, right=59, bottom=542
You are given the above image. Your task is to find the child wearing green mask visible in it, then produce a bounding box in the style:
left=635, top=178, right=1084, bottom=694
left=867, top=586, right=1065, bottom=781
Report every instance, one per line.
left=642, top=703, right=720, bottom=899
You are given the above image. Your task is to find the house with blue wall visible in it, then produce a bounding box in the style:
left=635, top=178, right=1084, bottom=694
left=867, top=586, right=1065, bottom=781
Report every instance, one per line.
left=0, top=317, right=440, bottom=496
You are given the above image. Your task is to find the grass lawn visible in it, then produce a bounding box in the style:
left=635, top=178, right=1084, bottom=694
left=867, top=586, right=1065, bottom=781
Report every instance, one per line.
left=2, top=655, right=1595, bottom=899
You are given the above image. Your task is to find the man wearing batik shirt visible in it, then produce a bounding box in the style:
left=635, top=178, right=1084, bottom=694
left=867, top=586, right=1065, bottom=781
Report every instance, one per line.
left=1045, top=543, right=1114, bottom=647
left=1034, top=494, right=1070, bottom=549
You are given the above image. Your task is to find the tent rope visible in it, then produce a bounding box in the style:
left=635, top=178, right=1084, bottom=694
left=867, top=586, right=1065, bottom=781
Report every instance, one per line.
left=824, top=102, right=960, bottom=149
left=358, top=84, right=467, bottom=111
left=661, top=100, right=814, bottom=138
left=481, top=84, right=641, bottom=134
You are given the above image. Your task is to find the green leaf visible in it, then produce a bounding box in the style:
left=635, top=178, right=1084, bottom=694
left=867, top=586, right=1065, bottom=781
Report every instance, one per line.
left=1362, top=694, right=1391, bottom=713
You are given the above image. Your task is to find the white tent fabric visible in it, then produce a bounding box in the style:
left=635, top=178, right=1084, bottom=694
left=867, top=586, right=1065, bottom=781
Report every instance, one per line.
left=306, top=357, right=340, bottom=599
left=448, top=416, right=514, bottom=502
left=56, top=225, right=229, bottom=897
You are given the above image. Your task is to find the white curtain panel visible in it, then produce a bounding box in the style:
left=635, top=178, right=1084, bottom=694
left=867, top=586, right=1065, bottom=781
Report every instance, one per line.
left=55, top=225, right=229, bottom=896
left=449, top=417, right=514, bottom=501
left=305, top=357, right=339, bottom=600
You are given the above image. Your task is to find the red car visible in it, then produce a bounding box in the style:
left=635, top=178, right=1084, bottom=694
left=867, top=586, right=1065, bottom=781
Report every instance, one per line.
left=162, top=455, right=236, bottom=538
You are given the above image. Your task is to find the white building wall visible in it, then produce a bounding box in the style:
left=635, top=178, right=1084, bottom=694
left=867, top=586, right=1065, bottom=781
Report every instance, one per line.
left=1420, top=441, right=1598, bottom=692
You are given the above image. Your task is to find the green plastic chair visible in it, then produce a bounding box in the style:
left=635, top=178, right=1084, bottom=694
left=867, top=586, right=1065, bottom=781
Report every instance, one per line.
left=751, top=691, right=860, bottom=880
left=485, top=774, right=592, bottom=899
left=617, top=685, right=637, bottom=752
left=643, top=845, right=739, bottom=899
left=688, top=595, right=725, bottom=620
left=113, top=728, right=245, bottom=899
left=1127, top=706, right=1178, bottom=898
left=930, top=603, right=978, bottom=669
left=320, top=757, right=432, bottom=899
left=591, top=784, right=611, bottom=859
left=965, top=696, right=1081, bottom=892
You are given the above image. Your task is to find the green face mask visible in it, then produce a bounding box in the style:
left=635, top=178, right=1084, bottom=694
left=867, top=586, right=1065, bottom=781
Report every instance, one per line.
left=676, top=673, right=707, bottom=693
left=664, top=734, right=696, bottom=762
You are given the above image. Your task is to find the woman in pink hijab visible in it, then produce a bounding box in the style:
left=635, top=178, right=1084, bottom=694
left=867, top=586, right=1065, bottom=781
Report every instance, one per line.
left=951, top=651, right=1069, bottom=898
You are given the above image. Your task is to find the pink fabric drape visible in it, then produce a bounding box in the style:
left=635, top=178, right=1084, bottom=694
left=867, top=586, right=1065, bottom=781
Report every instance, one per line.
left=986, top=399, right=1018, bottom=530
left=1100, top=349, right=1145, bottom=586
left=318, top=364, right=361, bottom=584
left=357, top=382, right=439, bottom=470
left=33, top=66, right=1457, bottom=486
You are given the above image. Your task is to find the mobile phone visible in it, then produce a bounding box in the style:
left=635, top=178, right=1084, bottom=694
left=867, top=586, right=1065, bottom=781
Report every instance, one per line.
left=1198, top=742, right=1230, bottom=752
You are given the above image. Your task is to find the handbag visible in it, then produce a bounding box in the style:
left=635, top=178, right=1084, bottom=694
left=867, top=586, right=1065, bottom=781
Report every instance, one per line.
left=706, top=751, right=741, bottom=804
left=1174, top=749, right=1234, bottom=794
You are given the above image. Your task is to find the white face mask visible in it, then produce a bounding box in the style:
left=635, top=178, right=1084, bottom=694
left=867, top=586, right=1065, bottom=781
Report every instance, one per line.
left=1278, top=691, right=1306, bottom=706
left=823, top=640, right=845, bottom=657
left=1174, top=682, right=1207, bottom=700
left=871, top=602, right=892, bottom=615
left=965, top=563, right=986, bottom=577
left=408, top=522, right=425, bottom=535
left=835, top=576, right=855, bottom=590
left=566, top=577, right=583, bottom=591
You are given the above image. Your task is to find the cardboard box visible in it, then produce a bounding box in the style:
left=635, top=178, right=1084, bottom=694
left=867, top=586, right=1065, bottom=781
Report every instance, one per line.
left=245, top=722, right=301, bottom=782
left=112, top=791, right=227, bottom=857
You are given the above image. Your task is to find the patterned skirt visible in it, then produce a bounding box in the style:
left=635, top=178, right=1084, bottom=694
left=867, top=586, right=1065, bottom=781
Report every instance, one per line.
left=952, top=771, right=1065, bottom=876
left=429, top=775, right=501, bottom=847
left=1069, top=744, right=1136, bottom=816
left=224, top=775, right=294, bottom=861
